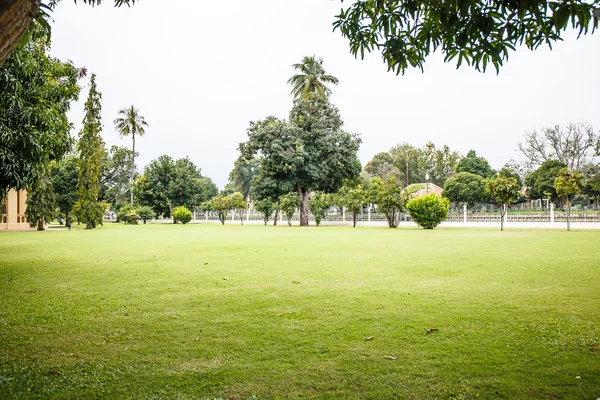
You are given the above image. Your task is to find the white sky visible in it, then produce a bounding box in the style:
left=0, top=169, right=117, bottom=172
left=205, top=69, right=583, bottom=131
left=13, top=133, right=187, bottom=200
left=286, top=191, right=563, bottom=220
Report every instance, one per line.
left=48, top=1, right=600, bottom=188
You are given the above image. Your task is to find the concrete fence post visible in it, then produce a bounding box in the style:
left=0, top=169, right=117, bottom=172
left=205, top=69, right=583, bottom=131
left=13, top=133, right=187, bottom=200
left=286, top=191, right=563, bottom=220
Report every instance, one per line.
left=463, top=204, right=467, bottom=223
left=550, top=203, right=555, bottom=223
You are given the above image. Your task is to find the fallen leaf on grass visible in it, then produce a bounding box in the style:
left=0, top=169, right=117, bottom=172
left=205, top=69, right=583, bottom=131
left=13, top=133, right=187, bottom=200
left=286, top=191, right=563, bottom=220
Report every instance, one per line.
left=426, top=328, right=439, bottom=334
left=575, top=376, right=581, bottom=379
left=47, top=370, right=62, bottom=376
left=384, top=356, right=397, bottom=360
left=195, top=337, right=200, bottom=341
left=365, top=336, right=374, bottom=341
left=291, top=281, right=301, bottom=284
left=223, top=277, right=229, bottom=280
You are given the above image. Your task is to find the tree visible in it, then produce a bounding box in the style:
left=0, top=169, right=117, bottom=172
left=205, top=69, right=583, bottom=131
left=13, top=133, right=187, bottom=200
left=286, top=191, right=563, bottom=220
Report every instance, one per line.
left=442, top=172, right=488, bottom=209
left=554, top=168, right=584, bottom=231
left=333, top=0, right=600, bottom=74
left=342, top=185, right=366, bottom=227
left=75, top=74, right=105, bottom=230
left=279, top=192, right=300, bottom=226
left=364, top=152, right=401, bottom=182
left=228, top=157, right=259, bottom=200
left=583, top=171, right=600, bottom=208
left=230, top=192, right=247, bottom=225
left=173, top=206, right=192, bottom=225
left=485, top=175, right=521, bottom=231
left=287, top=56, right=339, bottom=100
left=518, top=122, right=598, bottom=171
left=308, top=191, right=331, bottom=227
left=25, top=166, right=56, bottom=230
left=114, top=105, right=148, bottom=206
left=254, top=198, right=274, bottom=226
left=372, top=176, right=406, bottom=228
left=0, top=1, right=133, bottom=64
left=406, top=195, right=449, bottom=229
left=99, top=146, right=135, bottom=210
left=524, top=160, right=567, bottom=203
left=249, top=171, right=293, bottom=226
left=498, top=166, right=524, bottom=188
left=0, top=22, right=80, bottom=194
left=137, top=205, right=154, bottom=224
left=240, top=95, right=361, bottom=227
left=51, top=155, right=78, bottom=226
left=456, top=150, right=495, bottom=179
left=211, top=194, right=232, bottom=225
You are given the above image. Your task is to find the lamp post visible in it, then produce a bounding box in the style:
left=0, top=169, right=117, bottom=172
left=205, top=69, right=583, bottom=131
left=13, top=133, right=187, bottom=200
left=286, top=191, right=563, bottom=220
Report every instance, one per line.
left=425, top=172, right=430, bottom=195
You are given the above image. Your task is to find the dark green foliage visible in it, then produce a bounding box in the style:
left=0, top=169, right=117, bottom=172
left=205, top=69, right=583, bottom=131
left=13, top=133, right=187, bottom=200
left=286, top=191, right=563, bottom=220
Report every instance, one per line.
left=228, top=157, right=259, bottom=200
left=498, top=166, right=523, bottom=188
left=333, top=0, right=600, bottom=74
left=137, top=206, right=154, bottom=224
left=240, top=94, right=361, bottom=226
left=254, top=198, right=274, bottom=226
left=443, top=172, right=488, bottom=208
left=99, top=146, right=136, bottom=209
left=406, top=195, right=450, bottom=230
left=75, top=74, right=105, bottom=230
left=173, top=206, right=192, bottom=225
left=308, top=191, right=331, bottom=227
left=0, top=23, right=80, bottom=193
left=135, top=155, right=217, bottom=217
left=456, top=150, right=495, bottom=179
left=25, top=166, right=56, bottom=230
left=51, top=155, right=78, bottom=226
left=525, top=160, right=567, bottom=202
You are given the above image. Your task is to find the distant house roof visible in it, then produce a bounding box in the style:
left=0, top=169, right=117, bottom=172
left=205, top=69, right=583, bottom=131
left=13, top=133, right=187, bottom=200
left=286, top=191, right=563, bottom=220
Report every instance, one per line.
left=411, top=183, right=444, bottom=198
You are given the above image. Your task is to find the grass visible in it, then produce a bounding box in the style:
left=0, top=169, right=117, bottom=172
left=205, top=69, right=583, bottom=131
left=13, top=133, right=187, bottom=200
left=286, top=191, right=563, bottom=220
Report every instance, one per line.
left=0, top=223, right=599, bottom=399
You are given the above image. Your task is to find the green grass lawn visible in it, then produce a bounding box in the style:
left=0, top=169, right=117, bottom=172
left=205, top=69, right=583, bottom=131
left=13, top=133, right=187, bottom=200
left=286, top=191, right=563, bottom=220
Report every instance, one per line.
left=1, top=224, right=599, bottom=399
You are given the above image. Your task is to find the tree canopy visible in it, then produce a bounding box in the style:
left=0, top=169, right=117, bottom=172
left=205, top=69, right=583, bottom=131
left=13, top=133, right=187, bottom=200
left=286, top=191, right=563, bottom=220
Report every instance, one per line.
left=525, top=159, right=567, bottom=202
left=443, top=171, right=488, bottom=208
left=334, top=0, right=600, bottom=74
left=287, top=56, right=339, bottom=100
left=456, top=150, right=495, bottom=179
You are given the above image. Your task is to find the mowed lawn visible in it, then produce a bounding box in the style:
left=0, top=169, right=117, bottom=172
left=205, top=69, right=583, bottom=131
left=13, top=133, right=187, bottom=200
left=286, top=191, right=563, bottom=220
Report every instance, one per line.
left=0, top=224, right=599, bottom=399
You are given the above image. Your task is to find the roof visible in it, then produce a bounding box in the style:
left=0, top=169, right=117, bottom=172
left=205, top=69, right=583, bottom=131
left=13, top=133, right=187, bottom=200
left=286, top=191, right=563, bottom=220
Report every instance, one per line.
left=411, top=183, right=444, bottom=198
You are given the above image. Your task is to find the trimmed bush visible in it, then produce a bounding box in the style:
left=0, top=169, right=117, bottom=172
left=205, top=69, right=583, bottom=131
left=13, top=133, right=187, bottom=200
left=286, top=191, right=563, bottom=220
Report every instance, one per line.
left=406, top=194, right=449, bottom=229
left=173, top=206, right=193, bottom=225
left=137, top=206, right=154, bottom=224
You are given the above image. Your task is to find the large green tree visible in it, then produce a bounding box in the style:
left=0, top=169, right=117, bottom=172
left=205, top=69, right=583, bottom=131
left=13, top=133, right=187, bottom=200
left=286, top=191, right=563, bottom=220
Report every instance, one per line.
left=228, top=157, right=259, bottom=200
left=525, top=159, right=567, bottom=203
left=240, top=95, right=362, bottom=226
left=75, top=74, right=105, bottom=229
left=287, top=56, right=339, bottom=100
left=99, top=145, right=135, bottom=210
left=443, top=171, right=488, bottom=209
left=0, top=22, right=80, bottom=194
left=51, top=154, right=78, bottom=226
left=114, top=105, right=148, bottom=206
left=25, top=165, right=56, bottom=230
left=456, top=150, right=495, bottom=179
left=333, top=0, right=600, bottom=74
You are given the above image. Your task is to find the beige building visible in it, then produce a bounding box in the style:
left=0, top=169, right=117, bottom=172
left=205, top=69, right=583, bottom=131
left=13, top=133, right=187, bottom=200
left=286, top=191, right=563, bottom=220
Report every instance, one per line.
left=1, top=189, right=33, bottom=231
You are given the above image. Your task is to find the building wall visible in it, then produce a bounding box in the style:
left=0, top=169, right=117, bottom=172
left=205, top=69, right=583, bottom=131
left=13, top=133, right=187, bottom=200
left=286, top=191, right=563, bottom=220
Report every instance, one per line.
left=1, top=189, right=33, bottom=231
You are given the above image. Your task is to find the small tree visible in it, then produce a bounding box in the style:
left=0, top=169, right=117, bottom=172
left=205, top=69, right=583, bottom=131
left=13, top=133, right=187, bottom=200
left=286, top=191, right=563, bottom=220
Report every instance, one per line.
left=406, top=195, right=449, bottom=229
left=308, top=191, right=331, bottom=227
left=137, top=205, right=154, bottom=224
left=173, top=206, right=192, bottom=225
left=373, top=177, right=405, bottom=228
left=117, top=205, right=140, bottom=224
left=25, top=167, right=56, bottom=231
left=254, top=198, right=275, bottom=226
left=230, top=192, right=247, bottom=225
left=211, top=194, right=232, bottom=225
left=485, top=175, right=521, bottom=231
left=341, top=185, right=365, bottom=227
left=554, top=168, right=584, bottom=231
left=279, top=192, right=300, bottom=226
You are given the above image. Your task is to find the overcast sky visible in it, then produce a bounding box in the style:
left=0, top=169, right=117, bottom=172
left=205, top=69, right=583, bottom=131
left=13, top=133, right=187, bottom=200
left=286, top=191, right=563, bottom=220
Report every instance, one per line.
left=48, top=1, right=600, bottom=188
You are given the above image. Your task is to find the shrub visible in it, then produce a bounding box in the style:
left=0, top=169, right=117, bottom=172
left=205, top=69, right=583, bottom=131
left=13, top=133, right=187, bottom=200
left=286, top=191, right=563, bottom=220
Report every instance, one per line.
left=308, top=191, right=331, bottom=227
left=406, top=194, right=449, bottom=229
left=254, top=198, right=274, bottom=226
left=137, top=206, right=154, bottom=224
left=124, top=212, right=140, bottom=225
left=117, top=205, right=137, bottom=224
left=173, top=206, right=193, bottom=225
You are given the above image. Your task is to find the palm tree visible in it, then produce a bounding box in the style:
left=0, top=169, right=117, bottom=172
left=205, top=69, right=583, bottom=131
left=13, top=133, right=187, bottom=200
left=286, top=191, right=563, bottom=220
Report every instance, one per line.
left=114, top=106, right=148, bottom=206
left=287, top=56, right=339, bottom=100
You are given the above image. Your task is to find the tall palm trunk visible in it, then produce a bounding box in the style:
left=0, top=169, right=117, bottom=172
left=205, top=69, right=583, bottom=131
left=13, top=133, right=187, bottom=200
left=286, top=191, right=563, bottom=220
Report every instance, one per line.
left=130, top=133, right=135, bottom=206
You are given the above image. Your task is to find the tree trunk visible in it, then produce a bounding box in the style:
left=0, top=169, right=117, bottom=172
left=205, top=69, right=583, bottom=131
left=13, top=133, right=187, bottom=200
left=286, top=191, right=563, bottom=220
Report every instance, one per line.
left=65, top=210, right=71, bottom=227
left=273, top=201, right=280, bottom=226
left=353, top=214, right=357, bottom=227
left=240, top=210, right=244, bottom=225
left=298, top=187, right=309, bottom=226
left=567, top=199, right=571, bottom=232
left=500, top=205, right=505, bottom=231
left=37, top=219, right=44, bottom=231
left=85, top=222, right=93, bottom=230
left=0, top=0, right=40, bottom=64
left=130, top=133, right=135, bottom=206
